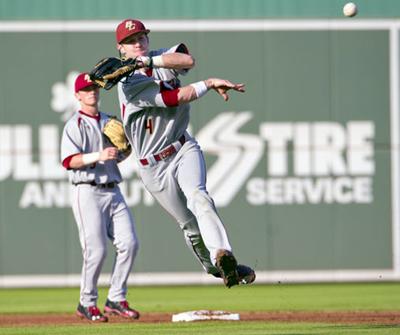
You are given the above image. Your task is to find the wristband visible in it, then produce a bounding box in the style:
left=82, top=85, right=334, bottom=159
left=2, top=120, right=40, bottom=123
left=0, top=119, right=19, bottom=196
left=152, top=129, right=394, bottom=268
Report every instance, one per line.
left=151, top=55, right=164, bottom=68
left=140, top=56, right=153, bottom=68
left=81, top=152, right=101, bottom=165
left=190, top=81, right=208, bottom=98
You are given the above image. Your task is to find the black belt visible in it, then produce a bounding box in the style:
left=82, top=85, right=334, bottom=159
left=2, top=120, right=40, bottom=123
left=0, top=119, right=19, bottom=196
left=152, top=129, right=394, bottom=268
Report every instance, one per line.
left=74, top=181, right=117, bottom=188
left=140, top=135, right=186, bottom=166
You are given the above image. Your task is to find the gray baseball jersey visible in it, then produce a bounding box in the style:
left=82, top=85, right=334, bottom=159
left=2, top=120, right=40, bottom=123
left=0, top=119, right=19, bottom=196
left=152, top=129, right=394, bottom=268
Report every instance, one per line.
left=118, top=45, right=190, bottom=158
left=61, top=110, right=138, bottom=307
left=61, top=111, right=122, bottom=184
left=117, top=44, right=232, bottom=274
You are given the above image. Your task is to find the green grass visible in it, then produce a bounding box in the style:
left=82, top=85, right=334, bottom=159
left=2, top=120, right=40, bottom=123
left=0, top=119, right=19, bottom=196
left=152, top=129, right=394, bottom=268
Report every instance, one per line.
left=1, top=322, right=400, bottom=335
left=0, top=282, right=399, bottom=314
left=0, top=283, right=400, bottom=334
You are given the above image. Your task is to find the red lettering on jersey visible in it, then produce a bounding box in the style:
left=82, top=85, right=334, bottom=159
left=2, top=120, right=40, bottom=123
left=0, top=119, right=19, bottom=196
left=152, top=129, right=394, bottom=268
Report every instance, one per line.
left=145, top=118, right=154, bottom=134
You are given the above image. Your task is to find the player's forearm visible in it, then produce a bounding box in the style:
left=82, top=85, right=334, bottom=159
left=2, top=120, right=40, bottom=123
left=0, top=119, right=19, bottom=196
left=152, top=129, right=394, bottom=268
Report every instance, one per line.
left=177, top=81, right=209, bottom=104
left=175, top=78, right=245, bottom=105
left=68, top=148, right=118, bottom=169
left=154, top=53, right=195, bottom=70
left=69, top=152, right=101, bottom=169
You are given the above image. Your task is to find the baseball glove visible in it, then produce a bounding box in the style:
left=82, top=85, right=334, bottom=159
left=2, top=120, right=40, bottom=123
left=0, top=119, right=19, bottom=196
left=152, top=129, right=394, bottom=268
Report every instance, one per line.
left=89, top=57, right=138, bottom=90
left=103, top=118, right=131, bottom=155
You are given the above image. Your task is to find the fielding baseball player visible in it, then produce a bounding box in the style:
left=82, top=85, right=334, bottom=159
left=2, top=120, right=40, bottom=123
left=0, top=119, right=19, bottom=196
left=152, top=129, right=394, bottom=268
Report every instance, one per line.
left=60, top=73, right=140, bottom=322
left=113, top=19, right=256, bottom=288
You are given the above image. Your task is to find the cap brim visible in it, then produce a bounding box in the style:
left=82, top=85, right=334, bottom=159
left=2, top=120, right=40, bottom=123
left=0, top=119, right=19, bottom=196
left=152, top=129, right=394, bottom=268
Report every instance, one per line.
left=76, top=83, right=99, bottom=92
left=119, top=30, right=150, bottom=43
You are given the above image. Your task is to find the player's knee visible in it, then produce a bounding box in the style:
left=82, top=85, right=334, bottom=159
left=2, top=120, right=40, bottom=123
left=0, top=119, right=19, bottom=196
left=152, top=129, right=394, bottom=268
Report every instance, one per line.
left=120, top=238, right=139, bottom=258
left=130, top=239, right=139, bottom=257
left=187, top=189, right=216, bottom=217
left=85, top=246, right=107, bottom=263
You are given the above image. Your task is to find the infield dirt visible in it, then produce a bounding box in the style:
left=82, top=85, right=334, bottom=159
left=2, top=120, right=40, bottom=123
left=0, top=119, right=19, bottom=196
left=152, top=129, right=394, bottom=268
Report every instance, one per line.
left=1, top=311, right=400, bottom=326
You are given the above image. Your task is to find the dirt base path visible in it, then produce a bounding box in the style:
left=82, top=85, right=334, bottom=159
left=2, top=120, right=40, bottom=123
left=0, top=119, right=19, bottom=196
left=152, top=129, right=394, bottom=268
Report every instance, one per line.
left=1, top=311, right=400, bottom=326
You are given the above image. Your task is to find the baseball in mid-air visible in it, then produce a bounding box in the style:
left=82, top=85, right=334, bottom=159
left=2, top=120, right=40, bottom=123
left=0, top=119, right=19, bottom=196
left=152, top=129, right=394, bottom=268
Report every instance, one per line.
left=343, top=2, right=357, bottom=17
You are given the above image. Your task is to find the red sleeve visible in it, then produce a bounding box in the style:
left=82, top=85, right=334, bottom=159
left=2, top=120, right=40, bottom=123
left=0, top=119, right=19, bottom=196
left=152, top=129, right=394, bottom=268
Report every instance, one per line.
left=62, top=153, right=80, bottom=170
left=160, top=82, right=179, bottom=107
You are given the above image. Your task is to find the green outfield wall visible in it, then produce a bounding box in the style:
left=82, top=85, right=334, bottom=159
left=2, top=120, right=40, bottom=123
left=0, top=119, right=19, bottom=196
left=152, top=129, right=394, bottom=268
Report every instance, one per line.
left=1, top=0, right=400, bottom=19
left=0, top=1, right=400, bottom=286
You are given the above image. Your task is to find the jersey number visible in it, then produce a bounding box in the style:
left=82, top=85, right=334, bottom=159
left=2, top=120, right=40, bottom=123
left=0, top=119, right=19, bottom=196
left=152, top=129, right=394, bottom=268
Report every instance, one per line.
left=145, top=118, right=154, bottom=134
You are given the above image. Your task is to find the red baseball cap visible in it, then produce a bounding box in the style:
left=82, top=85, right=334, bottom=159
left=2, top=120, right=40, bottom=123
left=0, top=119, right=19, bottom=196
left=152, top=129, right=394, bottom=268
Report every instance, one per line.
left=74, top=73, right=97, bottom=92
left=116, top=19, right=150, bottom=44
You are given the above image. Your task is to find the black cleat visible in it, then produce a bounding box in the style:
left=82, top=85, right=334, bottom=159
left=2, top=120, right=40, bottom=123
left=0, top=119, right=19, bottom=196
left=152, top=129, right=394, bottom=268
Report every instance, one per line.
left=104, top=299, right=140, bottom=320
left=237, top=264, right=256, bottom=285
left=212, top=264, right=256, bottom=285
left=76, top=303, right=108, bottom=322
left=215, top=249, right=239, bottom=288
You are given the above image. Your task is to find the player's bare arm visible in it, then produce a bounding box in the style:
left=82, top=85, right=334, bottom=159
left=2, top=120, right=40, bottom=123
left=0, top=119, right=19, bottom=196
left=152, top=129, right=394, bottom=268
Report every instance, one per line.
left=177, top=78, right=245, bottom=104
left=136, top=53, right=195, bottom=70
left=156, top=53, right=194, bottom=69
left=68, top=147, right=118, bottom=169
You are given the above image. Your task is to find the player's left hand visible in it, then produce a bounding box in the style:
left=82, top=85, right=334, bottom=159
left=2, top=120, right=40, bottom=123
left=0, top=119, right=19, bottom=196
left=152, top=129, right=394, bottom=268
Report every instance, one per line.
left=205, top=78, right=245, bottom=101
left=102, top=118, right=131, bottom=154
left=89, top=57, right=138, bottom=90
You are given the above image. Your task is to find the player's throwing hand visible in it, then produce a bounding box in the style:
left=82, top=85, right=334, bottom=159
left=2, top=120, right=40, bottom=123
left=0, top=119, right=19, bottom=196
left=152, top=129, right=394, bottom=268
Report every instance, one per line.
left=205, top=78, right=245, bottom=101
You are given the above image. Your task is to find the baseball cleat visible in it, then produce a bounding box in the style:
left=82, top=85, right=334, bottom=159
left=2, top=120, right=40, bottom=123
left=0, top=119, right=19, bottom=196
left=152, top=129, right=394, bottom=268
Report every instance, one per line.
left=215, top=249, right=239, bottom=288
left=237, top=264, right=256, bottom=285
left=76, top=303, right=108, bottom=322
left=104, top=299, right=140, bottom=320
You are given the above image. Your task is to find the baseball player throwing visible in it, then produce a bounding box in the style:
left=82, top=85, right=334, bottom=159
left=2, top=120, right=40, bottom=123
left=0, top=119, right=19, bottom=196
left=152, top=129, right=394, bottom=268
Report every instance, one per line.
left=114, top=19, right=255, bottom=287
left=61, top=73, right=140, bottom=322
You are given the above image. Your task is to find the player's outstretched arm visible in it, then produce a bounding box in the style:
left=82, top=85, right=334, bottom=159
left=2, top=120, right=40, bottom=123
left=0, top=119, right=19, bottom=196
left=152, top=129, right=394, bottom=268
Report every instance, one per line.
left=68, top=147, right=118, bottom=169
left=176, top=78, right=245, bottom=104
left=137, top=53, right=195, bottom=70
